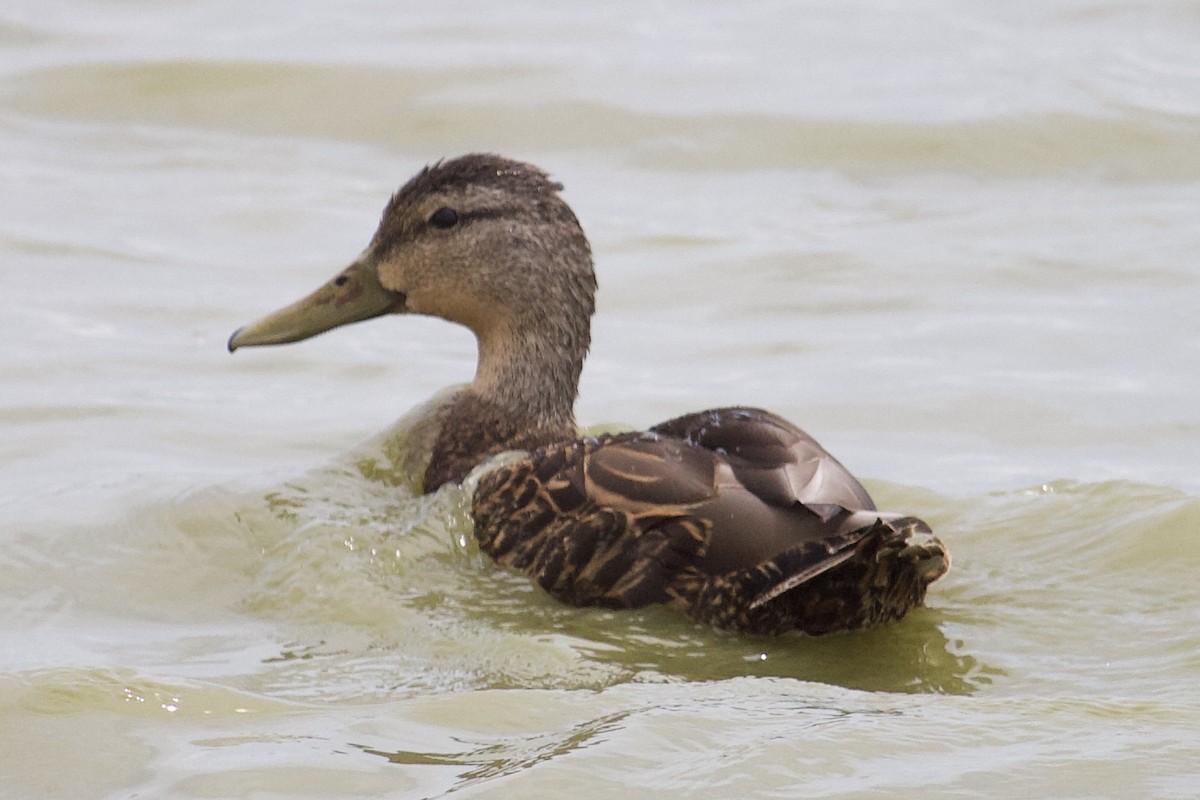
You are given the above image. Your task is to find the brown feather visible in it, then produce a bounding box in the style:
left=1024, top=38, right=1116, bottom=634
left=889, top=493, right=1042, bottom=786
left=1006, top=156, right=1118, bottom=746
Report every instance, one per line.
left=472, top=409, right=949, bottom=635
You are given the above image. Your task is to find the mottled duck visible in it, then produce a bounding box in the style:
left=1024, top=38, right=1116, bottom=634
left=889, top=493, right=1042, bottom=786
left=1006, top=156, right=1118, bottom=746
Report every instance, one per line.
left=229, top=154, right=949, bottom=635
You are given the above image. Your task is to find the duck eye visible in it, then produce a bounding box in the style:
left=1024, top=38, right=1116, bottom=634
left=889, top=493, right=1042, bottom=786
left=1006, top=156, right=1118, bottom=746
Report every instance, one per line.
left=428, top=206, right=459, bottom=229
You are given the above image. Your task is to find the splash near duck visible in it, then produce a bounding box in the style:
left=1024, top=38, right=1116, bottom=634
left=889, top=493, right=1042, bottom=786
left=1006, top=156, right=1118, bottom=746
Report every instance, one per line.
left=229, top=154, right=949, bottom=635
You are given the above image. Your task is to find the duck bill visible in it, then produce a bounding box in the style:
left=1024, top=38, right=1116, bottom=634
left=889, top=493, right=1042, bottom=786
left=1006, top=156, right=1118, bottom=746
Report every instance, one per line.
left=228, top=256, right=405, bottom=352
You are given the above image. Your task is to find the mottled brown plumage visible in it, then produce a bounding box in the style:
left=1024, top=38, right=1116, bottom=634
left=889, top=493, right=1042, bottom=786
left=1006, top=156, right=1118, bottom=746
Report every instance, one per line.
left=229, top=153, right=949, bottom=635
left=472, top=407, right=946, bottom=634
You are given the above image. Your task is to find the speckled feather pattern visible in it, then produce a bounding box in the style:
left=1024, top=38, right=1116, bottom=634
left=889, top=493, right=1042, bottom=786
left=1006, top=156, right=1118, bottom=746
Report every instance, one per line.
left=470, top=408, right=948, bottom=635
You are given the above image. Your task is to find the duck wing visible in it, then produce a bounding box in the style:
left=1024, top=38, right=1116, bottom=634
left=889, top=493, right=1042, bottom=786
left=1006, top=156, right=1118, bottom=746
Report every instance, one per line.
left=471, top=407, right=946, bottom=634
left=472, top=431, right=712, bottom=609
left=649, top=406, right=875, bottom=516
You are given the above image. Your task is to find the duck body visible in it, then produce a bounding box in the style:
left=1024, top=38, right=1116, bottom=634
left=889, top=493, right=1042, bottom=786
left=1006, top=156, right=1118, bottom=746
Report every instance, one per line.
left=473, top=407, right=944, bottom=635
left=229, top=153, right=948, bottom=635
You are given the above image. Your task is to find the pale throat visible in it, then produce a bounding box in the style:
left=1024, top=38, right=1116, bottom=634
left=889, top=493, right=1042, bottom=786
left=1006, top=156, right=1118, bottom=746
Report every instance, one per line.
left=468, top=313, right=581, bottom=428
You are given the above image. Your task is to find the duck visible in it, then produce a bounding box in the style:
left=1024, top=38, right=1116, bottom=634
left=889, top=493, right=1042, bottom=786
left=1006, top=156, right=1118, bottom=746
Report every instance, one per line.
left=228, top=153, right=949, bottom=635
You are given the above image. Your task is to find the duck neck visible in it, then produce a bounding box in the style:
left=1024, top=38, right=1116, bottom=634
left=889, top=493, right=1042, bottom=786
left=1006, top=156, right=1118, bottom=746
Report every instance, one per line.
left=473, top=315, right=584, bottom=426
left=423, top=312, right=588, bottom=491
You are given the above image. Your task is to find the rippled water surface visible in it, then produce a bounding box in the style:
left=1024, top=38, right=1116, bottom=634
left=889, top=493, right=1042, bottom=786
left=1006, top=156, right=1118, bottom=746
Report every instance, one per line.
left=2, top=2, right=1199, bottom=797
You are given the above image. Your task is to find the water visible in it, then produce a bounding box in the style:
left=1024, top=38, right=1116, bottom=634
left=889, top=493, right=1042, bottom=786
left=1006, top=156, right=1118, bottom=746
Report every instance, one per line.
left=2, top=1, right=1199, bottom=797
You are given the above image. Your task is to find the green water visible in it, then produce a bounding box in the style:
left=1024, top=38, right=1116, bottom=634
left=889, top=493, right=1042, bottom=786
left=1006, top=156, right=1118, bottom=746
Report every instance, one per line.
left=2, top=1, right=1198, bottom=797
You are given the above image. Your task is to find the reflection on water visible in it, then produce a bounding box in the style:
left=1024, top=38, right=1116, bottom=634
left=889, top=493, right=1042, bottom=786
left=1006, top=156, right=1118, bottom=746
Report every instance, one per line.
left=220, top=413, right=990, bottom=698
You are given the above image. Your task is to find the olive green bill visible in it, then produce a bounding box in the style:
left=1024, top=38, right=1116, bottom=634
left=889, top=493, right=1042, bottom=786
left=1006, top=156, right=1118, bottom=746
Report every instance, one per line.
left=228, top=256, right=405, bottom=352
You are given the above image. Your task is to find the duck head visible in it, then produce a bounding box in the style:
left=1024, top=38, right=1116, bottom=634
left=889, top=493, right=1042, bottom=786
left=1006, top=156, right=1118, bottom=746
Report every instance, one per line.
left=229, top=154, right=597, bottom=419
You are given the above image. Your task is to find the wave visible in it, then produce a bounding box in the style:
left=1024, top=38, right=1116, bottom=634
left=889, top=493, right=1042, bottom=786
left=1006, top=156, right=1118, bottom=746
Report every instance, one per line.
left=5, top=59, right=1200, bottom=180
